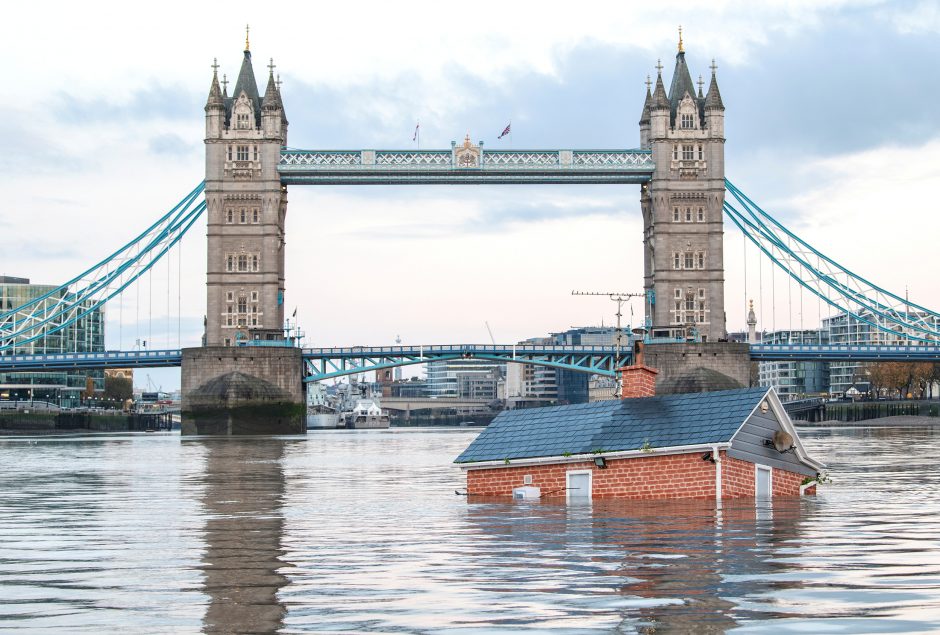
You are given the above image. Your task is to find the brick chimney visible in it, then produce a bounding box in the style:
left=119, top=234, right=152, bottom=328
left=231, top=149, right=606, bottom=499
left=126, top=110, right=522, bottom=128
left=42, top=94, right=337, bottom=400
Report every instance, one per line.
left=619, top=341, right=659, bottom=399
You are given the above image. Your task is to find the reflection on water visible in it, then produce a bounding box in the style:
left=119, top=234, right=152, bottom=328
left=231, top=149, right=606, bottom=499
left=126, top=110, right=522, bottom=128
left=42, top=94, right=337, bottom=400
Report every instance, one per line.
left=1, top=425, right=939, bottom=633
left=197, top=439, right=290, bottom=633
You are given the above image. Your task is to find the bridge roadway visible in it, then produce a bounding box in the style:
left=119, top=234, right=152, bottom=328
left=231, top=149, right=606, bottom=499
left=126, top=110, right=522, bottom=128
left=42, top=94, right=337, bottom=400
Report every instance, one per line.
left=1, top=343, right=939, bottom=375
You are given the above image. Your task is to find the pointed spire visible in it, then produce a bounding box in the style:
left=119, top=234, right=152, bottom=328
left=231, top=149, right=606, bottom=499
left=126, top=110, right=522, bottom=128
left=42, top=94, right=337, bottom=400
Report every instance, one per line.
left=678, top=25, right=684, bottom=53
left=639, top=76, right=652, bottom=124
left=206, top=58, right=223, bottom=109
left=262, top=58, right=282, bottom=110
left=651, top=61, right=669, bottom=109
left=705, top=59, right=724, bottom=110
left=245, top=24, right=250, bottom=52
left=221, top=73, right=229, bottom=99
left=231, top=44, right=262, bottom=125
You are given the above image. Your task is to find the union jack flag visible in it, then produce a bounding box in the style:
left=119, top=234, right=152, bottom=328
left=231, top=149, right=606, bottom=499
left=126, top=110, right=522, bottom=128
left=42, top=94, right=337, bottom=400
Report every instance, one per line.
left=498, top=123, right=511, bottom=139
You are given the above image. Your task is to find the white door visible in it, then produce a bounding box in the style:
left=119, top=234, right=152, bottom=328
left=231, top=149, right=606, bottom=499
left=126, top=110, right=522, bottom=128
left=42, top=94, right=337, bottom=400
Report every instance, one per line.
left=567, top=471, right=592, bottom=502
left=755, top=465, right=772, bottom=499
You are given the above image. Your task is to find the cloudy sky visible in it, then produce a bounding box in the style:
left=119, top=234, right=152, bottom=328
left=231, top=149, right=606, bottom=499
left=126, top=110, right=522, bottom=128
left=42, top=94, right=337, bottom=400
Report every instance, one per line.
left=3, top=1, right=940, bottom=389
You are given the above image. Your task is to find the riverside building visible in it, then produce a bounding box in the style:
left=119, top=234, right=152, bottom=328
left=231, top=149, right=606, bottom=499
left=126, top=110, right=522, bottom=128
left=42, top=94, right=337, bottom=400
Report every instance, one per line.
left=0, top=276, right=105, bottom=406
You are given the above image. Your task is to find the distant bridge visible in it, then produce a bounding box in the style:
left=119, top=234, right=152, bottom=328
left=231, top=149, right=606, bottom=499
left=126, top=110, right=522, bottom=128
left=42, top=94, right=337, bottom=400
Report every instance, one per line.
left=3, top=343, right=940, bottom=376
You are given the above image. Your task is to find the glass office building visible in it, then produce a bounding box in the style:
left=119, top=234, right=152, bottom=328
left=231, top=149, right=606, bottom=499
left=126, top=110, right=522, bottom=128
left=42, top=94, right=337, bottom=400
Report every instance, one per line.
left=757, top=329, right=829, bottom=400
left=0, top=276, right=105, bottom=407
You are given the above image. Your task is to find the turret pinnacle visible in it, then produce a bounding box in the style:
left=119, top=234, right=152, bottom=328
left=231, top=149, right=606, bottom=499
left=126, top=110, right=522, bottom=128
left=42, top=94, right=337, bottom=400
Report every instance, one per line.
left=651, top=61, right=669, bottom=109
left=639, top=78, right=652, bottom=125
left=206, top=58, right=223, bottom=109
left=705, top=59, right=724, bottom=110
left=262, top=58, right=281, bottom=110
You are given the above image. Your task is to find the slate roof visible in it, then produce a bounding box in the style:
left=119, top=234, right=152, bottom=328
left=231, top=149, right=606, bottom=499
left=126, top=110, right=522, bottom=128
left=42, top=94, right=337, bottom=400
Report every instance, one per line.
left=454, top=387, right=770, bottom=464
left=227, top=50, right=262, bottom=127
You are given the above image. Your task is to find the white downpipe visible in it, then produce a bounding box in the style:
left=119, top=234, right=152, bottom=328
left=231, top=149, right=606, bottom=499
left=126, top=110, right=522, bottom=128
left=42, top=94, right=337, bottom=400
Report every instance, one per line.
left=799, top=479, right=818, bottom=495
left=713, top=444, right=722, bottom=502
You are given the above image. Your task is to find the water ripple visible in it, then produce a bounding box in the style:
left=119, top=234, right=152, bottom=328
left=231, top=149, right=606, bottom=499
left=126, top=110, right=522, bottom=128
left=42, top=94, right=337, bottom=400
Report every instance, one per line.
left=0, top=425, right=939, bottom=632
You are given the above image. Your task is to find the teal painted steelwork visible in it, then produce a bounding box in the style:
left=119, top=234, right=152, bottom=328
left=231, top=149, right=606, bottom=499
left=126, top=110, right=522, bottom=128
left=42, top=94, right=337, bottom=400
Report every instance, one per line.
left=278, top=148, right=653, bottom=185
left=0, top=183, right=206, bottom=352
left=724, top=179, right=940, bottom=343
left=301, top=344, right=622, bottom=383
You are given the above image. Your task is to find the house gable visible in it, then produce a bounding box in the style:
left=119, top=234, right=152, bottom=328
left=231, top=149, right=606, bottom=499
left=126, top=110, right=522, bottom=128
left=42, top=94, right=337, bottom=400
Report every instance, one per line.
left=728, top=389, right=822, bottom=477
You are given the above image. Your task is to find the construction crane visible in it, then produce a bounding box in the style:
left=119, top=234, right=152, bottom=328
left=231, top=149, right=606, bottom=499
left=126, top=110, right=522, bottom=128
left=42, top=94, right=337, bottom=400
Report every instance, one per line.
left=570, top=291, right=644, bottom=367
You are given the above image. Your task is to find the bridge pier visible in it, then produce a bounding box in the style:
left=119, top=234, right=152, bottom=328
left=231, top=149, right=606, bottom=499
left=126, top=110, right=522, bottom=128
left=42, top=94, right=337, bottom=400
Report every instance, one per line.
left=180, top=347, right=305, bottom=435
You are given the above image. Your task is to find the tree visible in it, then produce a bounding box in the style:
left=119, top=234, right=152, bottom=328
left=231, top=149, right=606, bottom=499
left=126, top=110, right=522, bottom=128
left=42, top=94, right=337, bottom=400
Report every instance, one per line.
left=104, top=375, right=133, bottom=405
left=865, top=362, right=914, bottom=399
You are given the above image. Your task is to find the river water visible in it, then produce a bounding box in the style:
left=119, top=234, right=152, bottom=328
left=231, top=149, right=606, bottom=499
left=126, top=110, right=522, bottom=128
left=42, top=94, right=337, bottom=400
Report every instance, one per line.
left=1, top=424, right=939, bottom=633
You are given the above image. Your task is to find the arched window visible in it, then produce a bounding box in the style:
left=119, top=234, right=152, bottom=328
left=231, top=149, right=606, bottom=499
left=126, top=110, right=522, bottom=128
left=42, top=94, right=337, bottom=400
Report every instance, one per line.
left=226, top=209, right=233, bottom=223
left=251, top=255, right=259, bottom=272
left=237, top=297, right=247, bottom=314
left=226, top=255, right=234, bottom=272
left=697, top=207, right=704, bottom=222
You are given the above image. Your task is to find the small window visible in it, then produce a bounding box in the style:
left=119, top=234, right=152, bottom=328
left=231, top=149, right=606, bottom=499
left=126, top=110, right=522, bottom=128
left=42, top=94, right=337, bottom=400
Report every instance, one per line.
left=698, top=288, right=705, bottom=298
left=226, top=146, right=232, bottom=161
left=237, top=298, right=247, bottom=314
left=697, top=207, right=704, bottom=222
left=237, top=145, right=249, bottom=161
left=237, top=113, right=250, bottom=130
left=252, top=317, right=258, bottom=326
left=253, top=146, right=258, bottom=161
left=226, top=316, right=232, bottom=326
left=673, top=253, right=680, bottom=269
left=226, top=291, right=234, bottom=302
left=675, top=288, right=682, bottom=299
left=684, top=253, right=694, bottom=269
left=252, top=209, right=259, bottom=223
left=672, top=145, right=678, bottom=160
left=681, top=113, right=694, bottom=129
left=251, top=255, right=259, bottom=272
left=237, top=255, right=248, bottom=272
left=250, top=291, right=258, bottom=302
left=224, top=338, right=231, bottom=346
left=240, top=209, right=247, bottom=223
left=226, top=209, right=233, bottom=224
left=673, top=208, right=680, bottom=222
left=697, top=145, right=703, bottom=160
left=697, top=252, right=705, bottom=269
left=682, top=145, right=694, bottom=160
left=685, top=207, right=692, bottom=222
left=226, top=255, right=234, bottom=272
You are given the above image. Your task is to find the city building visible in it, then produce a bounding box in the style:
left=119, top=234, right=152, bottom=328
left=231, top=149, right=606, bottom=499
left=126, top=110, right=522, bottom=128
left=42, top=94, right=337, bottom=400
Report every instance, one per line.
left=823, top=310, right=940, bottom=395
left=425, top=359, right=504, bottom=400
left=757, top=330, right=829, bottom=401
left=552, top=327, right=631, bottom=404
left=0, top=276, right=105, bottom=406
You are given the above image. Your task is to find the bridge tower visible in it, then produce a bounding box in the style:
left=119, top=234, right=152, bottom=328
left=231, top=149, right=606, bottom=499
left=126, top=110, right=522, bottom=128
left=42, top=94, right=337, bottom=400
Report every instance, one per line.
left=204, top=37, right=288, bottom=346
left=640, top=33, right=726, bottom=342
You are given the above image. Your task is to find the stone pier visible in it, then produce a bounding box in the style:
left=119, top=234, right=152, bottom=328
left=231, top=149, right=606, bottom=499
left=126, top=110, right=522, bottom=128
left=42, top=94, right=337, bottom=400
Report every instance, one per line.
left=181, top=347, right=305, bottom=435
left=644, top=342, right=752, bottom=394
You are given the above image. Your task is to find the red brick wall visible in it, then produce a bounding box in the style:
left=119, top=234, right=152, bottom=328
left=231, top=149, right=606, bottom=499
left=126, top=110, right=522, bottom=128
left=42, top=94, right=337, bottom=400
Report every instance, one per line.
left=721, top=452, right=815, bottom=497
left=619, top=365, right=659, bottom=399
left=465, top=450, right=815, bottom=499
left=722, top=454, right=755, bottom=497
left=467, top=452, right=717, bottom=500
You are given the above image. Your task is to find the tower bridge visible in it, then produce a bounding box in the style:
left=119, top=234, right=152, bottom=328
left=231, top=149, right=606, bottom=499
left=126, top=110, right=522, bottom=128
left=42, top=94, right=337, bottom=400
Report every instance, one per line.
left=3, top=31, right=940, bottom=434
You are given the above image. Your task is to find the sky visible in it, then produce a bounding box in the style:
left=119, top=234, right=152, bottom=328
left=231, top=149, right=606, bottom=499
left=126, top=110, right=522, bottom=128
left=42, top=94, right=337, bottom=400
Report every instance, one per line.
left=3, top=0, right=940, bottom=390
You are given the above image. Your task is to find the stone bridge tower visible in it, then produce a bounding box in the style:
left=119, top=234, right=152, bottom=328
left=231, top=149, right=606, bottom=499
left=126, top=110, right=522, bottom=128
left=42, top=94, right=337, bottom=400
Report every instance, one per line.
left=204, top=37, right=288, bottom=346
left=640, top=34, right=726, bottom=342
